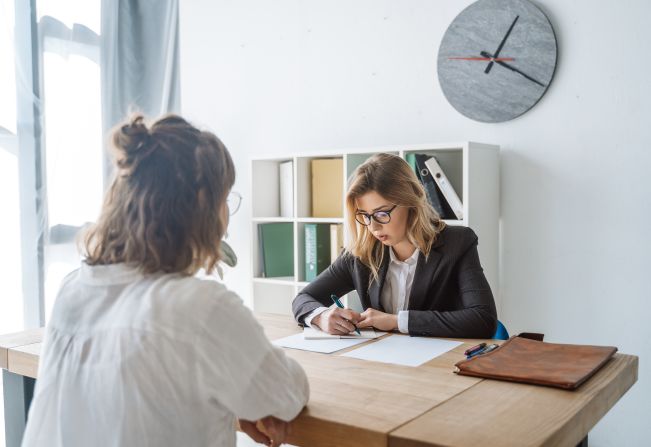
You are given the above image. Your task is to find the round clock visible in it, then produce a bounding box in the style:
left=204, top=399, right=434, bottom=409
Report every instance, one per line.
left=437, top=0, right=557, bottom=123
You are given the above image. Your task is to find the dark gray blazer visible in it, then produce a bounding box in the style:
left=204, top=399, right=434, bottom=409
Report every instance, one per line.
left=292, top=225, right=497, bottom=338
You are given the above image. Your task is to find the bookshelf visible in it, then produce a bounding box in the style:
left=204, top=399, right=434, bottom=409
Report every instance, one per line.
left=250, top=142, right=500, bottom=315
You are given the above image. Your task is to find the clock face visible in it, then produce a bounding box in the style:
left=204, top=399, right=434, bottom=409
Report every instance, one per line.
left=437, top=0, right=557, bottom=123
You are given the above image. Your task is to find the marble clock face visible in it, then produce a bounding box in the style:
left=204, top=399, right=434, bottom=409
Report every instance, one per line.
left=437, top=0, right=557, bottom=123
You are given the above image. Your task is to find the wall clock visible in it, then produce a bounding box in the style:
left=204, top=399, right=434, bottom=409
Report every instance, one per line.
left=437, top=0, right=557, bottom=123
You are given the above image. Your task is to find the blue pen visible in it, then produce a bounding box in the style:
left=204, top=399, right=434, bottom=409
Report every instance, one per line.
left=467, top=343, right=499, bottom=359
left=467, top=345, right=488, bottom=359
left=330, top=294, right=361, bottom=335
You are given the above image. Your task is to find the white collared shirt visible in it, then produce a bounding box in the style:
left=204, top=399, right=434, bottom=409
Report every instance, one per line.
left=22, top=263, right=309, bottom=447
left=305, top=247, right=420, bottom=334
left=381, top=247, right=420, bottom=333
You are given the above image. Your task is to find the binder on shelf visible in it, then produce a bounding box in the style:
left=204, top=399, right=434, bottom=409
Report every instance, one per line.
left=257, top=225, right=265, bottom=277
left=311, top=158, right=343, bottom=218
left=424, top=156, right=464, bottom=220
left=330, top=224, right=344, bottom=263
left=258, top=223, right=294, bottom=278
left=413, top=154, right=456, bottom=220
left=279, top=160, right=293, bottom=218
left=405, top=152, right=418, bottom=173
left=305, top=223, right=331, bottom=282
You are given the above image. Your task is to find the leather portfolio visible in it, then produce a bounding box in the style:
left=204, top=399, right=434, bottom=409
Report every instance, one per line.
left=454, top=336, right=617, bottom=390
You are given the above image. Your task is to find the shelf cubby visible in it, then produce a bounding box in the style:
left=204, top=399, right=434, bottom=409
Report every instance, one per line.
left=250, top=142, right=499, bottom=315
left=251, top=157, right=294, bottom=218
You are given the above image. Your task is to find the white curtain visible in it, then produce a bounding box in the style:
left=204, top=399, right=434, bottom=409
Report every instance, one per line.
left=101, top=0, right=181, bottom=180
left=5, top=0, right=182, bottom=327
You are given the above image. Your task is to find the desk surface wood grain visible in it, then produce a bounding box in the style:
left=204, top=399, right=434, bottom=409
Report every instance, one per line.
left=0, top=313, right=638, bottom=447
left=0, top=328, right=44, bottom=370
left=389, top=354, right=638, bottom=447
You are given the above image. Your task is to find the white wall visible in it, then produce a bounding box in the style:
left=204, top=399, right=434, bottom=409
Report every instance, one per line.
left=179, top=1, right=650, bottom=445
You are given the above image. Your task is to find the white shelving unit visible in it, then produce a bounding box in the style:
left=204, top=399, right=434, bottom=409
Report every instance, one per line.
left=250, top=142, right=500, bottom=315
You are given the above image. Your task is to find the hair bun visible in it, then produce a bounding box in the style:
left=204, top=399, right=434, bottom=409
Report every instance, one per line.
left=113, top=115, right=153, bottom=171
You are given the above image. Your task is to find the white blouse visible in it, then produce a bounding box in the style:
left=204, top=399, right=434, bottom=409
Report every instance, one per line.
left=305, top=248, right=420, bottom=334
left=22, top=263, right=309, bottom=447
left=380, top=247, right=420, bottom=333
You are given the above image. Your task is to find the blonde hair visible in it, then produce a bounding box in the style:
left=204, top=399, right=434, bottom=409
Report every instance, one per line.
left=345, top=153, right=446, bottom=281
left=83, top=114, right=235, bottom=275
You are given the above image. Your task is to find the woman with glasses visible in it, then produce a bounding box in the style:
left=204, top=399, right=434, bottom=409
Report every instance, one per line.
left=292, top=153, right=497, bottom=338
left=23, top=115, right=308, bottom=447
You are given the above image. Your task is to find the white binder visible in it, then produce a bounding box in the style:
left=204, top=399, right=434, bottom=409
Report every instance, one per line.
left=279, top=160, right=294, bottom=217
left=424, top=157, right=464, bottom=220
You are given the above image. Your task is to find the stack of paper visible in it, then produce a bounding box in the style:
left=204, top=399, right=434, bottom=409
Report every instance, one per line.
left=342, top=335, right=463, bottom=367
left=272, top=333, right=368, bottom=354
left=303, top=326, right=381, bottom=340
left=273, top=329, right=461, bottom=365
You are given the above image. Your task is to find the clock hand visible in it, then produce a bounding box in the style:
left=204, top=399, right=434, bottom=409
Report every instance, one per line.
left=480, top=51, right=546, bottom=87
left=448, top=57, right=515, bottom=61
left=485, top=15, right=520, bottom=74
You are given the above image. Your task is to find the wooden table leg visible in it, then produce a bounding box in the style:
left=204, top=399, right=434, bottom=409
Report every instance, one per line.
left=3, top=370, right=35, bottom=447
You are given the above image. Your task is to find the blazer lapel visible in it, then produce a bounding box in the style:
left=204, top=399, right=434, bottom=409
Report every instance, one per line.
left=368, top=245, right=390, bottom=311
left=407, top=248, right=443, bottom=311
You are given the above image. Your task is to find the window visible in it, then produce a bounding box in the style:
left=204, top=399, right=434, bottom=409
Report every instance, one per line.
left=1, top=1, right=22, bottom=442
left=6, top=0, right=178, bottom=328
left=37, top=0, right=102, bottom=321
left=0, top=0, right=17, bottom=135
left=0, top=0, right=24, bottom=334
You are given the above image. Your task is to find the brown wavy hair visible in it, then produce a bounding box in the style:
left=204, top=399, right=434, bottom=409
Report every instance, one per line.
left=345, top=153, right=446, bottom=281
left=83, top=114, right=235, bottom=275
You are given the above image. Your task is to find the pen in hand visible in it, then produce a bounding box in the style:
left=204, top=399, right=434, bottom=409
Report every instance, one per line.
left=330, top=294, right=361, bottom=335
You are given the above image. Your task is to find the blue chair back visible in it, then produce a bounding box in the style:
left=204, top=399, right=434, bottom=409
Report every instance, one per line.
left=493, top=320, right=509, bottom=340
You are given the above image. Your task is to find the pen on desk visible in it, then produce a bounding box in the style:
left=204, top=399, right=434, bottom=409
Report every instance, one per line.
left=466, top=343, right=499, bottom=359
left=463, top=343, right=486, bottom=356
left=330, top=294, right=361, bottom=335
left=466, top=346, right=487, bottom=359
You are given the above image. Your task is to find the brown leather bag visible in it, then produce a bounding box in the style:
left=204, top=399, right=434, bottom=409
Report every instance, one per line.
left=454, top=336, right=617, bottom=390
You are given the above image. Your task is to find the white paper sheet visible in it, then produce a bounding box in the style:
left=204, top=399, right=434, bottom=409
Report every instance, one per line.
left=341, top=334, right=463, bottom=367
left=272, top=333, right=370, bottom=354
left=303, top=326, right=382, bottom=340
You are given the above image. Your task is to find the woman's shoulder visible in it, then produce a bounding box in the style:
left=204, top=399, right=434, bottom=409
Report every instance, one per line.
left=163, top=275, right=245, bottom=313
left=156, top=275, right=269, bottom=339
left=433, top=225, right=478, bottom=251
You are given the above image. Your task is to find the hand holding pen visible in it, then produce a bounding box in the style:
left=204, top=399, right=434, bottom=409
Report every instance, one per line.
left=312, top=295, right=361, bottom=335
left=331, top=294, right=361, bottom=335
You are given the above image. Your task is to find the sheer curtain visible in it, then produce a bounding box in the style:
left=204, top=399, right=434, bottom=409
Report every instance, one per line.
left=0, top=0, right=23, bottom=335
left=1, top=3, right=25, bottom=444
left=101, top=0, right=181, bottom=180
left=5, top=0, right=181, bottom=327
left=36, top=0, right=103, bottom=322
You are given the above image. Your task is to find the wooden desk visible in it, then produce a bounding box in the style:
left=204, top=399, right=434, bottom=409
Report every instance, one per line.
left=0, top=329, right=43, bottom=447
left=1, top=314, right=638, bottom=447
left=390, top=354, right=638, bottom=447
left=0, top=328, right=43, bottom=372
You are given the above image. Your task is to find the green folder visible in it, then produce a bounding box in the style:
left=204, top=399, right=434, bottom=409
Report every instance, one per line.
left=305, top=223, right=331, bottom=282
left=259, top=223, right=294, bottom=277
left=405, top=152, right=418, bottom=175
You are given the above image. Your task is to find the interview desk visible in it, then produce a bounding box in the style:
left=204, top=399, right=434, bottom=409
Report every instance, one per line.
left=1, top=313, right=638, bottom=447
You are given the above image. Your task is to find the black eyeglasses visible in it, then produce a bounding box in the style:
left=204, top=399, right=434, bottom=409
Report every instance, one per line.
left=355, top=204, right=398, bottom=226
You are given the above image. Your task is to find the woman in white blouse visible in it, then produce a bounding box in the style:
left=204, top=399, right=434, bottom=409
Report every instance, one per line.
left=22, top=115, right=309, bottom=447
left=292, top=153, right=497, bottom=339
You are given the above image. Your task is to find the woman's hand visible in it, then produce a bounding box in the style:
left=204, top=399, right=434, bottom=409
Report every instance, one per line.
left=356, top=308, right=398, bottom=331
left=239, top=416, right=291, bottom=447
left=313, top=307, right=361, bottom=335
